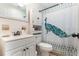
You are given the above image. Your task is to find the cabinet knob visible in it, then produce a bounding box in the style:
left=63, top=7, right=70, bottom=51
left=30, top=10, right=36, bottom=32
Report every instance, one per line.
left=26, top=48, right=29, bottom=49
left=23, top=49, right=26, bottom=51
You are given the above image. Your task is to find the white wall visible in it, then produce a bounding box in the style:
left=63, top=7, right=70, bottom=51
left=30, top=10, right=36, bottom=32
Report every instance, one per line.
left=0, top=18, right=28, bottom=36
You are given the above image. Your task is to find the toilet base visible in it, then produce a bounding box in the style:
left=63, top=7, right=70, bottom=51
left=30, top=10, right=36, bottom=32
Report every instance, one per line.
left=40, top=50, right=50, bottom=56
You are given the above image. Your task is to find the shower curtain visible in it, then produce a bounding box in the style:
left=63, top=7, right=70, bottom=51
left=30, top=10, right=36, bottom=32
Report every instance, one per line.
left=42, top=4, right=79, bottom=56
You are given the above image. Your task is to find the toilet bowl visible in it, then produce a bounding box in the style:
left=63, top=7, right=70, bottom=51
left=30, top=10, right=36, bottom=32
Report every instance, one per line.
left=37, top=42, right=52, bottom=56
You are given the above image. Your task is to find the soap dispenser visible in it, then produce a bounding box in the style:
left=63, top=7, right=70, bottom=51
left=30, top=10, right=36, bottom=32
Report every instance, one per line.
left=21, top=26, right=26, bottom=35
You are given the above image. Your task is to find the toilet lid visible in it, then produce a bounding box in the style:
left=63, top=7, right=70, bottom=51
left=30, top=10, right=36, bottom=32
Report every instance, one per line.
left=38, top=42, right=52, bottom=48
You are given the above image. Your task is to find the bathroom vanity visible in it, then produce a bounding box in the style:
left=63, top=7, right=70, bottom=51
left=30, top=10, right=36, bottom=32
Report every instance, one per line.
left=0, top=34, right=37, bottom=56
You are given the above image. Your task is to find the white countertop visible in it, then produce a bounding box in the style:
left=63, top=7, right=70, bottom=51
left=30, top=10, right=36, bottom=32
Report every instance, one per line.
left=0, top=34, right=34, bottom=42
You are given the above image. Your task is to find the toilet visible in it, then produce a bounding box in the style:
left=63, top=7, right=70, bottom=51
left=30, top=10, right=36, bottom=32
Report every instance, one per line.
left=37, top=42, right=52, bottom=56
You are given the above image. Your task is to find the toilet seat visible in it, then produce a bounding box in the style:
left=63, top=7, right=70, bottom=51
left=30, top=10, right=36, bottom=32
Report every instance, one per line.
left=37, top=42, right=52, bottom=51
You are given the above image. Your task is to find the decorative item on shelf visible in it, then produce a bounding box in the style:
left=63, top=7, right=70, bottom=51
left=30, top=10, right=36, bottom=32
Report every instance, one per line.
left=2, top=24, right=10, bottom=31
left=33, top=25, right=42, bottom=31
left=22, top=26, right=26, bottom=31
left=21, top=26, right=26, bottom=34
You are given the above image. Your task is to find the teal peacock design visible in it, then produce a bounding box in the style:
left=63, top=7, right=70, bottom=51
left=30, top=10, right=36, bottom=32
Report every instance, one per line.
left=44, top=17, right=72, bottom=38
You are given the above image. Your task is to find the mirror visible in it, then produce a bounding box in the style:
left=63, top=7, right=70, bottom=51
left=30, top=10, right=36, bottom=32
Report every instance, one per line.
left=0, top=3, right=28, bottom=22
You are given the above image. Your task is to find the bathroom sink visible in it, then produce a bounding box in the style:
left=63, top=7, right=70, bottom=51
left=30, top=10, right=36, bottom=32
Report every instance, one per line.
left=0, top=34, right=34, bottom=42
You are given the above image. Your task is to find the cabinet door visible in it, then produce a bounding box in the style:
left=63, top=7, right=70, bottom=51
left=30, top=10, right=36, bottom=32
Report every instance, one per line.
left=29, top=45, right=36, bottom=56
left=25, top=48, right=30, bottom=56
left=24, top=44, right=36, bottom=56
left=12, top=50, right=22, bottom=56
left=20, top=45, right=30, bottom=56
left=6, top=47, right=22, bottom=56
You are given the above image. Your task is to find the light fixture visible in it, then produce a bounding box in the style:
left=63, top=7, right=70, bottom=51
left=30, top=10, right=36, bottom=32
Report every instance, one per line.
left=17, top=3, right=30, bottom=7
left=17, top=3, right=24, bottom=7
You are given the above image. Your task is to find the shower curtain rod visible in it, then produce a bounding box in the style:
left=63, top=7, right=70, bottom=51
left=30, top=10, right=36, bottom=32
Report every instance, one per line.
left=39, top=3, right=62, bottom=12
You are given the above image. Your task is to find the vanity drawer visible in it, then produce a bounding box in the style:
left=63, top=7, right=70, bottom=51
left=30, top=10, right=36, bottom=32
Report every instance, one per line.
left=5, top=47, right=23, bottom=56
left=5, top=37, right=35, bottom=51
left=5, top=39, right=26, bottom=51
left=25, top=37, right=35, bottom=44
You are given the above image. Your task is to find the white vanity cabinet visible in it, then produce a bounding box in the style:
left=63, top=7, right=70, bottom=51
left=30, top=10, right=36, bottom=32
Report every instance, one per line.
left=1, top=35, right=37, bottom=56
left=6, top=43, right=36, bottom=56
